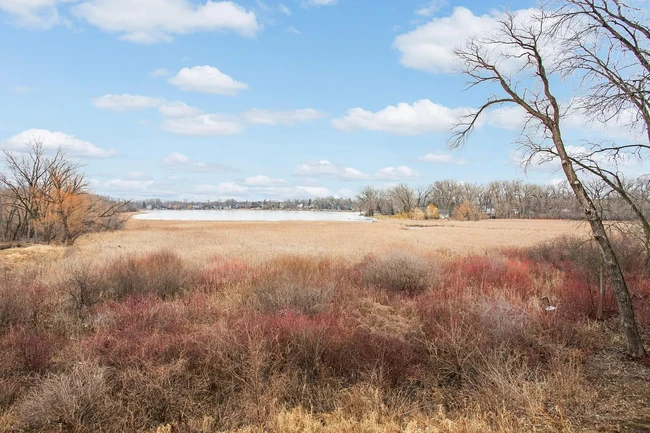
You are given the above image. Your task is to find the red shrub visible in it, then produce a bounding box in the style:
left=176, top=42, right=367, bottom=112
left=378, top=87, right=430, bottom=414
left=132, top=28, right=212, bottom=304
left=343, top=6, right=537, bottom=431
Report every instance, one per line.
left=443, top=256, right=532, bottom=294
left=85, top=296, right=193, bottom=367
left=2, top=325, right=58, bottom=373
left=198, top=256, right=255, bottom=291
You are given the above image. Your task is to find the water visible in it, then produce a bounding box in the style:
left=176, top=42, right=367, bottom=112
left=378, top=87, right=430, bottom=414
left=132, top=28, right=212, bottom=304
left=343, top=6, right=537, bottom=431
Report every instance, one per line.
left=133, top=209, right=373, bottom=222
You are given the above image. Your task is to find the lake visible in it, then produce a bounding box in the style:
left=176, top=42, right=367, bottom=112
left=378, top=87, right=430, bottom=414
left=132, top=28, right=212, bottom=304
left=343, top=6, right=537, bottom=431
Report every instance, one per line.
left=133, top=209, right=373, bottom=222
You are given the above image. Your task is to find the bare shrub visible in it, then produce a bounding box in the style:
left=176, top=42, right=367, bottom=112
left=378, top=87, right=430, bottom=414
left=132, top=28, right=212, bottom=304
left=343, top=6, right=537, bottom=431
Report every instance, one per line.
left=103, top=250, right=189, bottom=300
left=252, top=282, right=334, bottom=316
left=0, top=283, right=30, bottom=330
left=4, top=325, right=58, bottom=373
left=14, top=362, right=119, bottom=432
left=66, top=261, right=103, bottom=318
left=362, top=252, right=433, bottom=295
left=248, top=256, right=346, bottom=315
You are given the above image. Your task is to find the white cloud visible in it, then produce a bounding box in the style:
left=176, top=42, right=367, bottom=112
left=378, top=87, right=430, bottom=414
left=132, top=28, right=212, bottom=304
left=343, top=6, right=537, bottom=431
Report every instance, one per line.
left=11, top=85, right=36, bottom=94
left=375, top=166, right=420, bottom=180
left=332, top=99, right=470, bottom=135
left=73, top=0, right=260, bottom=44
left=92, top=94, right=163, bottom=111
left=338, top=188, right=356, bottom=198
left=243, top=108, right=325, bottom=125
left=160, top=152, right=234, bottom=172
left=297, top=186, right=332, bottom=197
left=393, top=7, right=551, bottom=75
left=285, top=26, right=300, bottom=34
left=417, top=152, right=466, bottom=165
left=149, top=68, right=171, bottom=77
left=294, top=160, right=420, bottom=181
left=415, top=0, right=448, bottom=17
left=105, top=178, right=155, bottom=191
left=3, top=129, right=115, bottom=158
left=0, top=0, right=73, bottom=29
left=244, top=175, right=287, bottom=186
left=294, top=160, right=369, bottom=181
left=196, top=182, right=249, bottom=195
left=161, top=114, right=243, bottom=136
left=278, top=4, right=291, bottom=15
left=302, top=0, right=336, bottom=7
left=92, top=93, right=204, bottom=118
left=158, top=101, right=203, bottom=117
left=168, top=65, right=248, bottom=96
left=393, top=7, right=497, bottom=74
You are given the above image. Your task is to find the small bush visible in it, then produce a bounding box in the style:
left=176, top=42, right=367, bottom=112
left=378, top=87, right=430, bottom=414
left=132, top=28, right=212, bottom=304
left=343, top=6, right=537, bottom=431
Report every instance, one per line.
left=252, top=282, right=335, bottom=316
left=362, top=252, right=432, bottom=295
left=3, top=325, right=58, bottom=373
left=14, top=362, right=119, bottom=432
left=103, top=250, right=189, bottom=300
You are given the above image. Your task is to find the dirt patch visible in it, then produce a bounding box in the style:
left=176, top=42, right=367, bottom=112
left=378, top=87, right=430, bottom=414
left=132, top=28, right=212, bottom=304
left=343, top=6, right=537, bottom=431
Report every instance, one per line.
left=0, top=244, right=67, bottom=266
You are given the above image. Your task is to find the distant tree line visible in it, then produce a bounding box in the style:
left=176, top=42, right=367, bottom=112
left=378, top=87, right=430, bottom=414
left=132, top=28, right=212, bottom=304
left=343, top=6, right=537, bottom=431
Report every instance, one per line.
left=0, top=142, right=129, bottom=245
left=357, top=178, right=650, bottom=221
left=138, top=197, right=355, bottom=212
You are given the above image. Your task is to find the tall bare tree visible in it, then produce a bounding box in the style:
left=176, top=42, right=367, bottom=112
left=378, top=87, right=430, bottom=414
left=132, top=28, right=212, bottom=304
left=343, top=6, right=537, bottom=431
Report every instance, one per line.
left=451, top=10, right=646, bottom=356
left=357, top=186, right=379, bottom=216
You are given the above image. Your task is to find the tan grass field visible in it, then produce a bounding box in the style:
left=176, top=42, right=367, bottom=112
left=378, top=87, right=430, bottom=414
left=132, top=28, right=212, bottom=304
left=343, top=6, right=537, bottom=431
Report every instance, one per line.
left=68, top=217, right=589, bottom=264
left=4, top=216, right=649, bottom=433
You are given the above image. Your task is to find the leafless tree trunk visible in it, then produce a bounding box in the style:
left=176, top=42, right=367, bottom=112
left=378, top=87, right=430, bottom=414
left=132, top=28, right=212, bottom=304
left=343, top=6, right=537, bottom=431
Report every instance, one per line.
left=452, top=10, right=646, bottom=357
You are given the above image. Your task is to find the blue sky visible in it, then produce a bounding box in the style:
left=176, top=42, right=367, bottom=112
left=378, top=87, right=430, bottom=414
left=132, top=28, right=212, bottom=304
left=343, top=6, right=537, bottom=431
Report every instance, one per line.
left=0, top=0, right=638, bottom=200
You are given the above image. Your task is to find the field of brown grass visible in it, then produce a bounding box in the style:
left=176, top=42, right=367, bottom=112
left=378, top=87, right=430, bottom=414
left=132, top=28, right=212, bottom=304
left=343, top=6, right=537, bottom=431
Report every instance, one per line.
left=69, top=217, right=590, bottom=264
left=1, top=217, right=648, bottom=433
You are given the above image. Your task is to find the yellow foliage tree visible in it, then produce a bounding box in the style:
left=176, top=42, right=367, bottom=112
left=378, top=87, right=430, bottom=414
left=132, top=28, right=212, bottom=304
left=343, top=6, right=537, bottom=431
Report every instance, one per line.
left=425, top=204, right=440, bottom=220
left=452, top=202, right=478, bottom=221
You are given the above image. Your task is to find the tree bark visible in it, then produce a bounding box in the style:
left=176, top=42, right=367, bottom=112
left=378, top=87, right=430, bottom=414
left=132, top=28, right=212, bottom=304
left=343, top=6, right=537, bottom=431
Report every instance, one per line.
left=552, top=126, right=646, bottom=357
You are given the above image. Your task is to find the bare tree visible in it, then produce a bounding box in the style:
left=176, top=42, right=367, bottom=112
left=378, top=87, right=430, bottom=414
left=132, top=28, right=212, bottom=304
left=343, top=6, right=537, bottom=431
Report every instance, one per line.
left=0, top=141, right=129, bottom=245
left=357, top=186, right=379, bottom=216
left=452, top=10, right=646, bottom=356
left=390, top=184, right=417, bottom=214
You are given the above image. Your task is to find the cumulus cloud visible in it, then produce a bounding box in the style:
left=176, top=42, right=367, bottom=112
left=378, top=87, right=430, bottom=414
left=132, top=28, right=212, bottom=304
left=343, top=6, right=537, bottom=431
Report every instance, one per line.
left=294, top=160, right=420, bottom=181
left=168, top=66, right=248, bottom=96
left=296, top=186, right=332, bottom=197
left=195, top=182, right=249, bottom=195
left=244, top=175, right=287, bottom=186
left=375, top=166, right=420, bottom=180
left=417, top=152, right=466, bottom=165
left=2, top=129, right=115, bottom=158
left=160, top=152, right=234, bottom=172
left=393, top=7, right=542, bottom=74
left=0, top=0, right=73, bottom=29
left=158, top=101, right=203, bottom=118
left=92, top=94, right=164, bottom=111
left=243, top=108, right=325, bottom=125
left=332, top=99, right=470, bottom=135
left=161, top=114, right=243, bottom=136
left=73, top=0, right=260, bottom=43
left=338, top=188, right=356, bottom=198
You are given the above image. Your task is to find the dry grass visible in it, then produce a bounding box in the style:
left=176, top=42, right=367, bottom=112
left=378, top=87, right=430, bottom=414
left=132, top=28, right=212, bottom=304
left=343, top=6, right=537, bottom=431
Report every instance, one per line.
left=0, top=217, right=648, bottom=433
left=65, top=218, right=589, bottom=265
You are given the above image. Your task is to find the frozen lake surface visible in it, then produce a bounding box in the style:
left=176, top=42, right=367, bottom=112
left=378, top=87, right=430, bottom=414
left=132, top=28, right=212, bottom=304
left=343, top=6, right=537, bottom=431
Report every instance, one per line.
left=133, top=209, right=373, bottom=222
